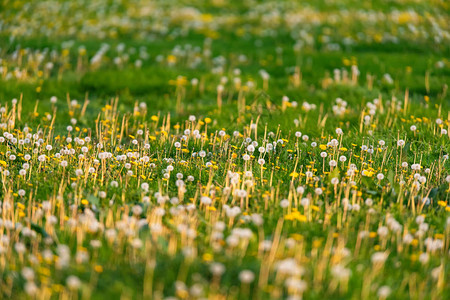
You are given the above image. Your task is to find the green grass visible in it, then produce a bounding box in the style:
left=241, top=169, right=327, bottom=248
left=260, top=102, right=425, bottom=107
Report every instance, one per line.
left=0, top=0, right=449, bottom=299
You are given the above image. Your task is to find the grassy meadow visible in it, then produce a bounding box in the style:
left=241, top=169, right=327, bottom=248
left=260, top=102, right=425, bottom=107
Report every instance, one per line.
left=0, top=0, right=449, bottom=299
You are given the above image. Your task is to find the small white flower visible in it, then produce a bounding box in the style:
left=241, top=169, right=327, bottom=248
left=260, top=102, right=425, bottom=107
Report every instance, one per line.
left=397, top=139, right=405, bottom=147
left=301, top=198, right=310, bottom=207
left=201, top=196, right=212, bottom=206
left=66, top=275, right=81, bottom=290
left=377, top=286, right=391, bottom=299
left=210, top=263, right=226, bottom=276
left=280, top=199, right=289, bottom=208
left=239, top=270, right=255, bottom=283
